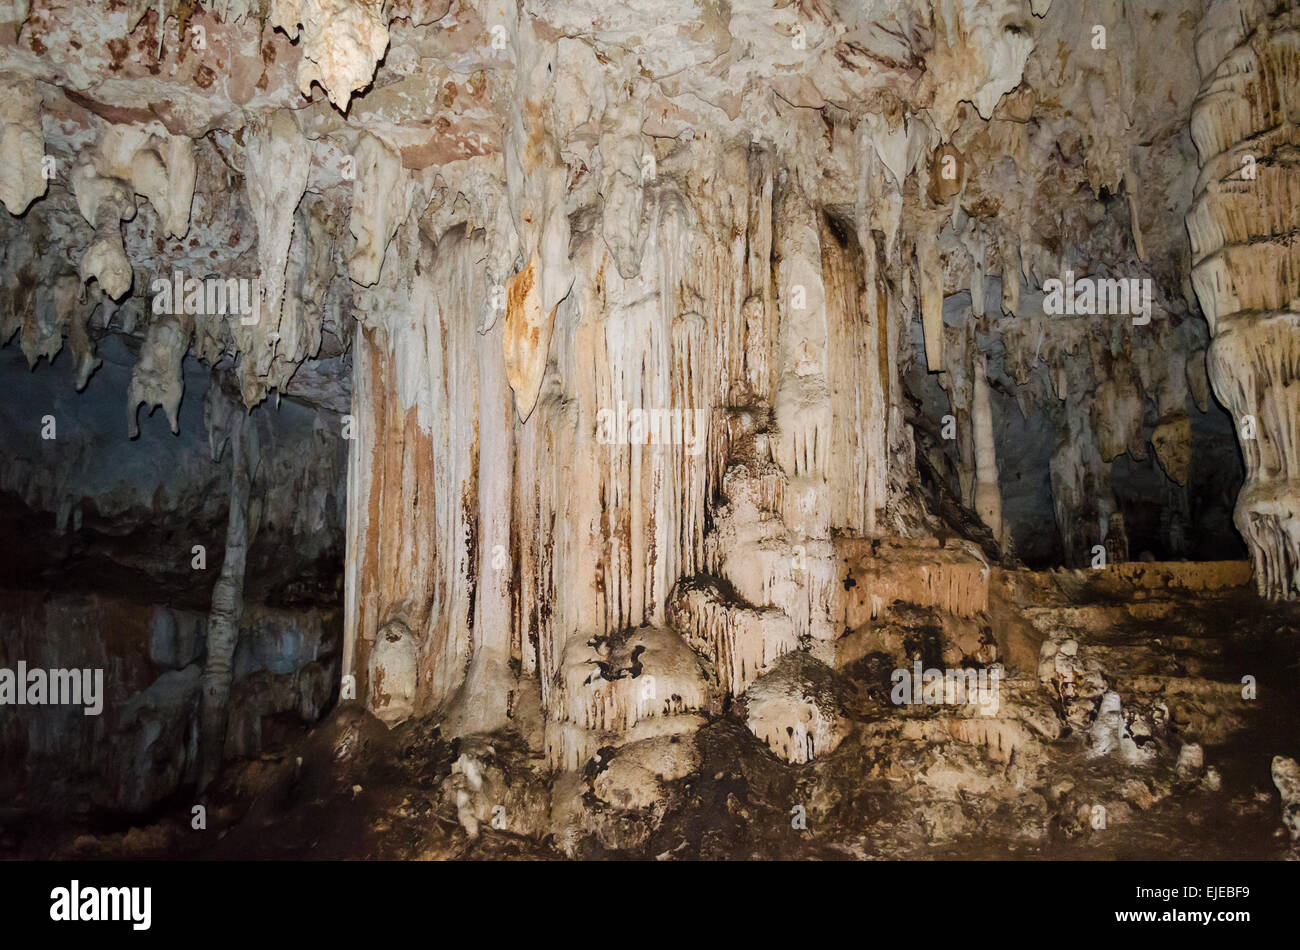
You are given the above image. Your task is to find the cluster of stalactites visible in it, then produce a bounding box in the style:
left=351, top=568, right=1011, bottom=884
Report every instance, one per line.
left=0, top=81, right=205, bottom=415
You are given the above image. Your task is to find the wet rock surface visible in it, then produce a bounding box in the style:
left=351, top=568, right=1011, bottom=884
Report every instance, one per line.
left=4, top=564, right=1297, bottom=861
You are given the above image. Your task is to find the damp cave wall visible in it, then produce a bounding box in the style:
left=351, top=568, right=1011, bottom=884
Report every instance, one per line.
left=0, top=337, right=347, bottom=813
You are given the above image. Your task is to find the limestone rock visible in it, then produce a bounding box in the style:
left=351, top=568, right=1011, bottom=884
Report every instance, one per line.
left=367, top=619, right=417, bottom=727
left=1273, top=755, right=1300, bottom=842
left=738, top=652, right=852, bottom=764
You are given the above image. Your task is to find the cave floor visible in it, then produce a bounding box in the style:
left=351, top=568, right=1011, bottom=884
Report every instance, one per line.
left=6, top=566, right=1300, bottom=861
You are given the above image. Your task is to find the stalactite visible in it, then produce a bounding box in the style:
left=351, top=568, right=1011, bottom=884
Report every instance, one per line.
left=93, top=125, right=196, bottom=240
left=0, top=75, right=46, bottom=216
left=241, top=110, right=311, bottom=405
left=502, top=8, right=573, bottom=421
left=347, top=134, right=409, bottom=288
left=347, top=224, right=483, bottom=720
left=269, top=0, right=389, bottom=109
left=18, top=274, right=101, bottom=390
left=822, top=213, right=888, bottom=536
left=772, top=179, right=832, bottom=482
left=916, top=224, right=944, bottom=372
left=667, top=581, right=798, bottom=698
left=439, top=315, right=516, bottom=738
left=70, top=158, right=135, bottom=302
left=940, top=322, right=974, bottom=510
left=126, top=310, right=192, bottom=437
left=834, top=539, right=990, bottom=627
left=598, top=103, right=650, bottom=280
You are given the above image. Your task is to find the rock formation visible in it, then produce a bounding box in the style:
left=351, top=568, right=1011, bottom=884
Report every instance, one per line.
left=1189, top=0, right=1300, bottom=600
left=0, top=0, right=1297, bottom=864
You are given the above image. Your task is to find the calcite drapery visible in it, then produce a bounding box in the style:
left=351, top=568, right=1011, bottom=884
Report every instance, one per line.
left=343, top=138, right=901, bottom=767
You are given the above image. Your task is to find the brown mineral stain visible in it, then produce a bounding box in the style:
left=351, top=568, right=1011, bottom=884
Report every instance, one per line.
left=106, top=36, right=129, bottom=69
left=506, top=256, right=537, bottom=322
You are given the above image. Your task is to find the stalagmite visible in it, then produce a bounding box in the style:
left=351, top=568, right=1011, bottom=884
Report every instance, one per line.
left=739, top=652, right=850, bottom=765
left=368, top=619, right=417, bottom=725
left=1273, top=755, right=1300, bottom=842
left=1105, top=512, right=1130, bottom=563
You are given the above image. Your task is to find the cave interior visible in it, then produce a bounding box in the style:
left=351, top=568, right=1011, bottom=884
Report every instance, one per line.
left=1, top=0, right=1300, bottom=860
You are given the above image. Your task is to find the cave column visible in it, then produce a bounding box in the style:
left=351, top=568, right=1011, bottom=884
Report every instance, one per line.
left=198, top=405, right=258, bottom=790
left=1189, top=0, right=1300, bottom=598
left=441, top=317, right=516, bottom=736
left=972, top=353, right=1004, bottom=543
